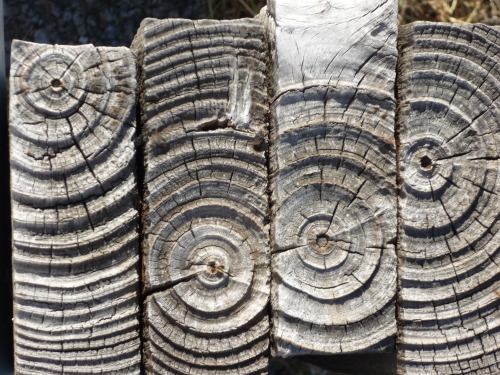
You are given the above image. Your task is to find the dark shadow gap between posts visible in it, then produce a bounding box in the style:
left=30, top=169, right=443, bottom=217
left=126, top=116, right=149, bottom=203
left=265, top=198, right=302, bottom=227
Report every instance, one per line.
left=0, top=0, right=14, bottom=372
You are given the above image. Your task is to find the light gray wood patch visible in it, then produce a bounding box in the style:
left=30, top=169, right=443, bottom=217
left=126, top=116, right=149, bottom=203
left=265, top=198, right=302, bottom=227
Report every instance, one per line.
left=132, top=18, right=270, bottom=374
left=397, top=22, right=500, bottom=375
left=9, top=41, right=141, bottom=374
left=267, top=0, right=398, bottom=356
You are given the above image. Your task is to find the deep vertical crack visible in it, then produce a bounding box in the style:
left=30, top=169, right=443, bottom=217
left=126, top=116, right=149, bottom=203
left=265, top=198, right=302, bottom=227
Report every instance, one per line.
left=132, top=41, right=148, bottom=375
left=262, top=9, right=276, bottom=359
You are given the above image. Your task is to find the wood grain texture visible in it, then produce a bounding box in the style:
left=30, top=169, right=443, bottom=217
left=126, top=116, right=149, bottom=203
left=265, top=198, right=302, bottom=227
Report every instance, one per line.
left=397, top=22, right=500, bottom=375
left=9, top=41, right=141, bottom=374
left=267, top=0, right=398, bottom=356
left=132, top=18, right=270, bottom=374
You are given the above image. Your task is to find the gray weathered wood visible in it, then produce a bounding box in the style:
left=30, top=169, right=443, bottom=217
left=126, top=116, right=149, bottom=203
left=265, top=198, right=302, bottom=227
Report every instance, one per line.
left=266, top=0, right=398, bottom=356
left=9, top=41, right=141, bottom=374
left=132, top=18, right=271, bottom=374
left=397, top=22, right=500, bottom=375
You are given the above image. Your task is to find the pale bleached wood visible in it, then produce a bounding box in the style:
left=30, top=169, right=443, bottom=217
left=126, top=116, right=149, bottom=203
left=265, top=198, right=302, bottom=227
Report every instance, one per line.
left=132, top=18, right=270, bottom=374
left=9, top=41, right=141, bottom=374
left=397, top=22, right=500, bottom=375
left=267, top=0, right=398, bottom=356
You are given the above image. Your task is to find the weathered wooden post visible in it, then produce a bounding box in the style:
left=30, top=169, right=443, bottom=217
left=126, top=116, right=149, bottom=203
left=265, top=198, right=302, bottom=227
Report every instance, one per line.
left=9, top=41, right=142, bottom=374
left=397, top=22, right=500, bottom=375
left=132, top=18, right=271, bottom=374
left=8, top=3, right=500, bottom=375
left=266, top=0, right=399, bottom=356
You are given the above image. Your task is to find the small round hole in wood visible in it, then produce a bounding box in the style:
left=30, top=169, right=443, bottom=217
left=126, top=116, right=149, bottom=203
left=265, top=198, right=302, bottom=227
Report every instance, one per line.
left=51, top=79, right=62, bottom=89
left=420, top=155, right=433, bottom=170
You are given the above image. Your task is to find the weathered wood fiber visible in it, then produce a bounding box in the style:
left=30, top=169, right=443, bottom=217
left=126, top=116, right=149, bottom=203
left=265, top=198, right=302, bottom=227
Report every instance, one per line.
left=398, top=23, right=500, bottom=374
left=266, top=0, right=399, bottom=356
left=9, top=41, right=141, bottom=374
left=132, top=18, right=270, bottom=374
left=397, top=22, right=500, bottom=375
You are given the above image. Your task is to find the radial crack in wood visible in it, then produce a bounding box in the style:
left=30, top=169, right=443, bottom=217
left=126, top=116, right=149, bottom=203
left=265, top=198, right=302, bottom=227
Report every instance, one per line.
left=132, top=18, right=271, bottom=374
left=267, top=0, right=398, bottom=357
left=397, top=22, right=500, bottom=375
left=9, top=41, right=141, bottom=374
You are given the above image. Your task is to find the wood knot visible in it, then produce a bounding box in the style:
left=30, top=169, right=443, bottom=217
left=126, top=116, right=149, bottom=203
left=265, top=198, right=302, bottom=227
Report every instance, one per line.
left=316, top=234, right=329, bottom=247
left=314, top=234, right=332, bottom=255
left=206, top=260, right=225, bottom=275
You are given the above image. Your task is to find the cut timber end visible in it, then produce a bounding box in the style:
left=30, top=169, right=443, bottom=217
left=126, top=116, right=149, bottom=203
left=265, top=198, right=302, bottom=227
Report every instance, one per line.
left=132, top=18, right=271, bottom=374
left=397, top=22, right=500, bottom=375
left=268, top=0, right=398, bottom=356
left=9, top=7, right=500, bottom=375
left=9, top=41, right=141, bottom=374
